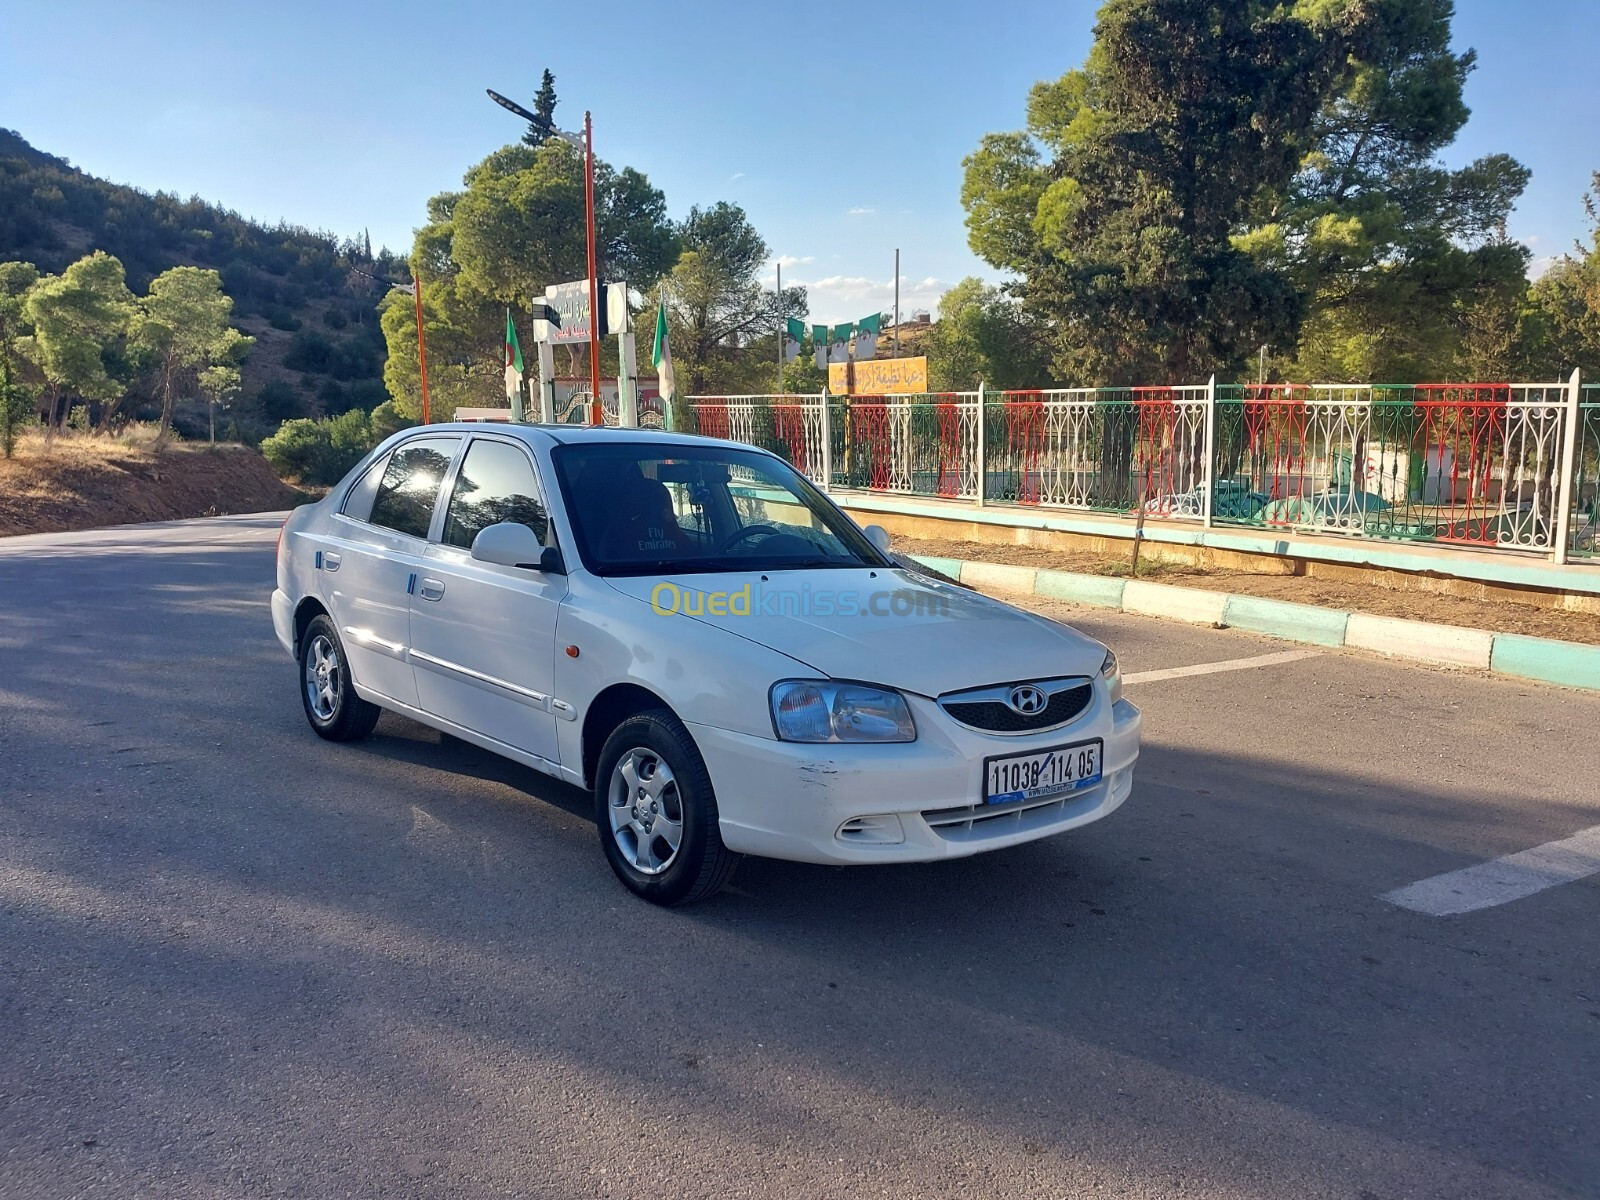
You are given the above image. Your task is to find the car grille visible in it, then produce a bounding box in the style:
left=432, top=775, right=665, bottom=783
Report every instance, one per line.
left=922, top=784, right=1106, bottom=843
left=938, top=678, right=1093, bottom=734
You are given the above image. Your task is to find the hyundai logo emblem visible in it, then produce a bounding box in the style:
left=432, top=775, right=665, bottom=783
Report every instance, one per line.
left=1007, top=685, right=1048, bottom=716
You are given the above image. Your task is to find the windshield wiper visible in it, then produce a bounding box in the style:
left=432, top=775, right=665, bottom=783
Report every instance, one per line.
left=753, top=557, right=867, bottom=571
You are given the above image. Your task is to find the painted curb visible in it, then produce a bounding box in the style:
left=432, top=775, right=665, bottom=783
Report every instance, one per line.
left=1036, top=568, right=1127, bottom=608
left=1489, top=634, right=1600, bottom=690
left=907, top=554, right=965, bottom=581
left=916, top=553, right=1600, bottom=693
left=959, top=561, right=1039, bottom=594
left=1344, top=613, right=1494, bottom=670
left=1223, top=595, right=1350, bottom=647
left=1122, top=579, right=1230, bottom=626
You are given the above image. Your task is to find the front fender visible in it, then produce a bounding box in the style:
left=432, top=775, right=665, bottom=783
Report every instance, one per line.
left=551, top=573, right=813, bottom=770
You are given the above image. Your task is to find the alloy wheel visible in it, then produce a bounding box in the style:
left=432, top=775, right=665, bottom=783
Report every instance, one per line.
left=606, top=748, right=684, bottom=875
left=304, top=633, right=342, bottom=722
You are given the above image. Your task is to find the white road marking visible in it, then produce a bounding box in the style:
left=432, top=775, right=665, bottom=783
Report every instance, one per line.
left=1383, top=825, right=1600, bottom=916
left=1122, top=649, right=1320, bottom=686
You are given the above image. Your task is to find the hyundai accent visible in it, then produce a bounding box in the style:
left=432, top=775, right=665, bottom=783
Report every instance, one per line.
left=271, top=423, right=1142, bottom=904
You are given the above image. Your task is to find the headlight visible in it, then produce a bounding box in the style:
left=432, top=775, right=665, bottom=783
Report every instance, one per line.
left=770, top=680, right=916, bottom=743
left=1100, top=649, right=1123, bottom=704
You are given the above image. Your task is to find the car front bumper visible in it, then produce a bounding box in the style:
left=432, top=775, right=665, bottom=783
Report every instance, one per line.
left=689, top=691, right=1141, bottom=865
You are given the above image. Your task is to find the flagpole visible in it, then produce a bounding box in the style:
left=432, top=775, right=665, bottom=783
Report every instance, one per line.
left=776, top=262, right=782, bottom=394
left=893, top=248, right=900, bottom=359
left=584, top=110, right=602, bottom=426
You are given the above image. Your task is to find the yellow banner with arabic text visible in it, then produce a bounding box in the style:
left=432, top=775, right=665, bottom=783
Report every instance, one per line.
left=828, top=356, right=928, bottom=395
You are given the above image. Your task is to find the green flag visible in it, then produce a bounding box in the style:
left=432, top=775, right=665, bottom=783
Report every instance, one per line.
left=504, top=309, right=525, bottom=422
left=783, top=318, right=805, bottom=363
left=855, top=313, right=882, bottom=361
left=828, top=322, right=854, bottom=364
left=652, top=298, right=677, bottom=429
left=812, top=323, right=828, bottom=369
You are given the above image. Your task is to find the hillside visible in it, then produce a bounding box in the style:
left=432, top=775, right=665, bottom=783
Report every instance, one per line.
left=0, top=432, right=304, bottom=536
left=0, top=129, right=395, bottom=439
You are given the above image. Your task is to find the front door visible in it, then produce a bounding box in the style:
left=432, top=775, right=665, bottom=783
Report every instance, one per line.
left=408, top=436, right=565, bottom=765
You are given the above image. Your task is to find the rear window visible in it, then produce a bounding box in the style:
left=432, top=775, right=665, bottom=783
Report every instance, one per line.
left=368, top=437, right=460, bottom=540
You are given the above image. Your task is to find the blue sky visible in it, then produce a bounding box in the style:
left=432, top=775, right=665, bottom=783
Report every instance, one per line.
left=3, top=0, right=1596, bottom=324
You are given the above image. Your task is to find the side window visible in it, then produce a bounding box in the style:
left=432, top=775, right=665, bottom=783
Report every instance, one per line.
left=341, top=452, right=390, bottom=524
left=369, top=437, right=460, bottom=540
left=442, top=439, right=550, bottom=550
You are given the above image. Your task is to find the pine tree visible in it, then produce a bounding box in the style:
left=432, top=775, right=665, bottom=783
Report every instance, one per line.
left=522, top=69, right=560, bottom=147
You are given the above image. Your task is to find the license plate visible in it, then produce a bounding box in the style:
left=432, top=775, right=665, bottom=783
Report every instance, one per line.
left=984, top=739, right=1103, bottom=805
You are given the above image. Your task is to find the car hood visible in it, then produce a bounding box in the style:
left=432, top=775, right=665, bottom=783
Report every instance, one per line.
left=603, top=568, right=1106, bottom=696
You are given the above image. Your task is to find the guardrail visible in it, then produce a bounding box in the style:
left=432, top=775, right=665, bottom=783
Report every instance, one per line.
left=684, top=370, right=1593, bottom=565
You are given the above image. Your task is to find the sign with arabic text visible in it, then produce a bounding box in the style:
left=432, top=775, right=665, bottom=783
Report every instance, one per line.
left=828, top=356, right=929, bottom=395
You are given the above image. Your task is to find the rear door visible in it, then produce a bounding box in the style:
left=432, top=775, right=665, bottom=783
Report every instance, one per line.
left=408, top=435, right=566, bottom=764
left=324, top=435, right=461, bottom=709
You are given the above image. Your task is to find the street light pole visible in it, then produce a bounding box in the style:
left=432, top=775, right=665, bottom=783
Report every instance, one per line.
left=584, top=111, right=602, bottom=425
left=486, top=88, right=601, bottom=425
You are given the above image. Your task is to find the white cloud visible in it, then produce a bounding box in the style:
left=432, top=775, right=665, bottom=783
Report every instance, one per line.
left=1527, top=254, right=1561, bottom=281
left=847, top=206, right=875, bottom=216
left=775, top=273, right=948, bottom=325
left=728, top=171, right=745, bottom=181
left=772, top=254, right=815, bottom=268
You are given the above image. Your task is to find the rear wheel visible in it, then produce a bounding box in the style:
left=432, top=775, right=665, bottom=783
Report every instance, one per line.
left=299, top=614, right=381, bottom=742
left=595, top=709, right=738, bottom=906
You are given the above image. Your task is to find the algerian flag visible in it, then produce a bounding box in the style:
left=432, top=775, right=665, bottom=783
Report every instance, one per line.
left=505, top=309, right=526, bottom=421
left=783, top=318, right=804, bottom=363
left=855, top=313, right=881, bottom=361
left=828, top=322, right=854, bottom=364
left=812, top=324, right=828, bottom=369
left=652, top=298, right=677, bottom=429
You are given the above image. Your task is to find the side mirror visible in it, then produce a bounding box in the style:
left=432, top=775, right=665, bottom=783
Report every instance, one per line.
left=862, top=523, right=892, bottom=555
left=471, top=522, right=550, bottom=570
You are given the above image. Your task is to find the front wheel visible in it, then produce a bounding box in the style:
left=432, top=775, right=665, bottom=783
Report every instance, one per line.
left=299, top=614, right=381, bottom=742
left=595, top=709, right=739, bottom=905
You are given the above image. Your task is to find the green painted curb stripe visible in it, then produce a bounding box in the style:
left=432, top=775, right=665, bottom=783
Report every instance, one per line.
left=912, top=549, right=1600, bottom=693
left=1223, top=595, right=1351, bottom=647
left=1489, top=634, right=1600, bottom=691
left=908, top=554, right=965, bottom=580
left=1035, top=569, right=1127, bottom=608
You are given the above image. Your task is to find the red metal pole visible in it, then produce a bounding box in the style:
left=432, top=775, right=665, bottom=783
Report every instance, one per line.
left=584, top=111, right=602, bottom=426
left=412, top=268, right=431, bottom=424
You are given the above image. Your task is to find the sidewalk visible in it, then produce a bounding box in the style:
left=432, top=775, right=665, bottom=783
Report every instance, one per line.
left=904, top=542, right=1600, bottom=694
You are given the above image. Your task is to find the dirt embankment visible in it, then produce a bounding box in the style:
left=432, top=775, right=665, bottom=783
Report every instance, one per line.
left=0, top=435, right=306, bottom=536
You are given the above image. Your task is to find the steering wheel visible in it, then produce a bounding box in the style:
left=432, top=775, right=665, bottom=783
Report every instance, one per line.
left=717, top=523, right=781, bottom=552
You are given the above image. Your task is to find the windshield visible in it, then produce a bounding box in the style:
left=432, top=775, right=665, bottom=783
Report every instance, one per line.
left=551, top=441, right=890, bottom=577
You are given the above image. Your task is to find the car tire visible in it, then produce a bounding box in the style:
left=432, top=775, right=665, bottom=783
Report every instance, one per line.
left=594, top=709, right=739, bottom=906
left=298, top=614, right=381, bottom=742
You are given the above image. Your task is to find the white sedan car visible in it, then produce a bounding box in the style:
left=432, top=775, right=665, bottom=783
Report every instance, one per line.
left=272, top=423, right=1142, bottom=904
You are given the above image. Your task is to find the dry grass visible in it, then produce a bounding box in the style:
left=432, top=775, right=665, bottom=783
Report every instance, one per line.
left=0, top=427, right=306, bottom=536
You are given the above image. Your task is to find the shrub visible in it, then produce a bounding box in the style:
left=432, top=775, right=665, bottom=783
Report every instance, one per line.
left=370, top=400, right=411, bottom=441
left=261, top=409, right=373, bottom=485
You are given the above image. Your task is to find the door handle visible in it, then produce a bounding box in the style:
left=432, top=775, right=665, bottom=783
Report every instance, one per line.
left=418, top=577, right=446, bottom=602
left=322, top=551, right=341, bottom=571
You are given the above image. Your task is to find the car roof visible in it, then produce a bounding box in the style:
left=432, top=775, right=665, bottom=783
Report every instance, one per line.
left=405, top=421, right=760, bottom=453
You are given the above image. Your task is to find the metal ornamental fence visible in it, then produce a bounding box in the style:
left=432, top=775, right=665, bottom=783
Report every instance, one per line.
left=685, top=370, right=1593, bottom=565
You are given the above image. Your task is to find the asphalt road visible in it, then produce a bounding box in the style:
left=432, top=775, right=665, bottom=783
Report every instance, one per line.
left=1, top=514, right=1597, bottom=1200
